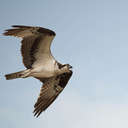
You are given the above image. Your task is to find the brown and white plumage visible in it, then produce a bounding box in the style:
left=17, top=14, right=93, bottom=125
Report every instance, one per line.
left=4, top=25, right=73, bottom=117
left=34, top=71, right=72, bottom=117
left=4, top=25, right=56, bottom=69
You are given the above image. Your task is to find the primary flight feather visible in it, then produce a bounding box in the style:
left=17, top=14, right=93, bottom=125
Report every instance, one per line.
left=4, top=25, right=73, bottom=117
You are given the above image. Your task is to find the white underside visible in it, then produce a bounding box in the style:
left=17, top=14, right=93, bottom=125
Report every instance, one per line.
left=29, top=35, right=58, bottom=78
left=30, top=57, right=57, bottom=78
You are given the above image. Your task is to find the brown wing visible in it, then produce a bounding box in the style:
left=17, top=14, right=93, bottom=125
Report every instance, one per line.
left=33, top=70, right=73, bottom=117
left=21, top=36, right=37, bottom=68
left=3, top=25, right=56, bottom=38
left=3, top=25, right=56, bottom=69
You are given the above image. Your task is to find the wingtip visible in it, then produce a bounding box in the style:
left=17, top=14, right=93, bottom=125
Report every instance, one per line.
left=2, top=32, right=6, bottom=36
left=3, top=29, right=10, bottom=36
left=33, top=108, right=39, bottom=118
left=2, top=27, right=26, bottom=37
left=4, top=74, right=8, bottom=80
left=33, top=110, right=41, bottom=118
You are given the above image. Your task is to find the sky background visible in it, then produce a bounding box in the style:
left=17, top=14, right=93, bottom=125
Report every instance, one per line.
left=0, top=0, right=128, bottom=127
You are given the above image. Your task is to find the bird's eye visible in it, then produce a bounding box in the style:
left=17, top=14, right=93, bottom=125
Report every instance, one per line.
left=49, top=33, right=53, bottom=36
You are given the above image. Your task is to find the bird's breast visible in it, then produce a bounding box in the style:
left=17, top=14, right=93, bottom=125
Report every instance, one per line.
left=30, top=59, right=56, bottom=78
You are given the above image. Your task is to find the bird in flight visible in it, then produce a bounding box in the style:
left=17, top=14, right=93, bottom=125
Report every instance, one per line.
left=4, top=25, right=73, bottom=117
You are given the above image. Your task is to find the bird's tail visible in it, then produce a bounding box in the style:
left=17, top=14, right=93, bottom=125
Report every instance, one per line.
left=5, top=69, right=31, bottom=80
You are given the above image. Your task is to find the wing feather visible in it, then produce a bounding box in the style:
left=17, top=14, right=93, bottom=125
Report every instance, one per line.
left=3, top=25, right=56, bottom=68
left=21, top=36, right=37, bottom=68
left=34, top=71, right=73, bottom=117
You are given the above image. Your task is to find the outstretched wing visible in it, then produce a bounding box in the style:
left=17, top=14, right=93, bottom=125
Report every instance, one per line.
left=34, top=71, right=73, bottom=117
left=3, top=25, right=56, bottom=69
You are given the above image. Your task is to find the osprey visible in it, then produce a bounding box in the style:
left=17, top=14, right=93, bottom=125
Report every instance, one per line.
left=4, top=25, right=73, bottom=117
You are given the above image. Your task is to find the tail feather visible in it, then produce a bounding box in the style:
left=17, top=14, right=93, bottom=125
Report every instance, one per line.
left=5, top=71, right=24, bottom=80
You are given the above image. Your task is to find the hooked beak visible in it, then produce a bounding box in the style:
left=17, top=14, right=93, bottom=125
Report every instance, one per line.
left=69, top=65, right=73, bottom=69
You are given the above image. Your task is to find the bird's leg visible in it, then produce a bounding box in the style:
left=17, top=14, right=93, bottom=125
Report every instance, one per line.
left=19, top=69, right=31, bottom=78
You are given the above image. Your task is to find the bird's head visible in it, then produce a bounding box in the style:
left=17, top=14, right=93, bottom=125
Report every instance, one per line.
left=62, top=64, right=72, bottom=72
left=65, top=64, right=72, bottom=69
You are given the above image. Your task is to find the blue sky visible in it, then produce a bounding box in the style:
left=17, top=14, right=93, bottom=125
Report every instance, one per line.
left=1, top=0, right=128, bottom=127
